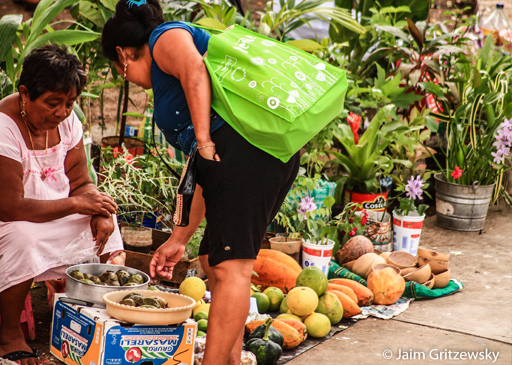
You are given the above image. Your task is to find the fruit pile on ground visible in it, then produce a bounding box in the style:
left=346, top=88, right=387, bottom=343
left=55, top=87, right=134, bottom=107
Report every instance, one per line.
left=247, top=264, right=367, bottom=348
left=180, top=277, right=209, bottom=337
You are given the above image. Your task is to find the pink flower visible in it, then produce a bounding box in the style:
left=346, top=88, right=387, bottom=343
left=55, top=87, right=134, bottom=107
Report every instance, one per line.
left=167, top=148, right=174, bottom=158
left=347, top=112, right=361, bottom=145
left=125, top=154, right=134, bottom=164
left=451, top=166, right=463, bottom=179
left=113, top=147, right=120, bottom=158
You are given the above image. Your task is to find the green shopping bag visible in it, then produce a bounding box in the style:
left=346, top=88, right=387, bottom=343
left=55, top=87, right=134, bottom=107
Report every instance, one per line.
left=199, top=25, right=348, bottom=163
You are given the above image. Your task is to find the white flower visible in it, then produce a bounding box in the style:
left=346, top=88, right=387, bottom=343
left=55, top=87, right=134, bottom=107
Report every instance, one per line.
left=315, top=72, right=326, bottom=82
left=267, top=97, right=280, bottom=109
left=314, top=63, right=326, bottom=71
left=295, top=71, right=306, bottom=81
left=250, top=57, right=265, bottom=65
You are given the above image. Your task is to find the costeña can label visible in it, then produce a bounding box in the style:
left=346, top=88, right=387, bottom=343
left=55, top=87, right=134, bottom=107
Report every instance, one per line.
left=344, top=190, right=388, bottom=212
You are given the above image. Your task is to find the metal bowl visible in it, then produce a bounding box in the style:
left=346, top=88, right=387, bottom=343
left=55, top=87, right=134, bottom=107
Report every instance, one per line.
left=65, top=263, right=150, bottom=307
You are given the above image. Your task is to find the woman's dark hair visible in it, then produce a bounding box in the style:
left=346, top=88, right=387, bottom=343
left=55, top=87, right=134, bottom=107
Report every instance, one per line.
left=102, top=0, right=165, bottom=63
left=19, top=44, right=87, bottom=101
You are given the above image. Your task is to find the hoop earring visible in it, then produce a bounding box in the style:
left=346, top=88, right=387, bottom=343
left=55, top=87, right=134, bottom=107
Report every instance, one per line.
left=20, top=101, right=27, bottom=117
left=123, top=62, right=128, bottom=79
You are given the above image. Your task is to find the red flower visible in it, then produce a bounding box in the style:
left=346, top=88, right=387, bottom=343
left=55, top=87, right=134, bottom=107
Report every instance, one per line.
left=166, top=148, right=173, bottom=158
left=451, top=166, right=463, bottom=179
left=347, top=112, right=361, bottom=145
left=125, top=154, right=134, bottom=164
left=113, top=147, right=120, bottom=158
left=361, top=216, right=367, bottom=226
left=348, top=227, right=357, bottom=237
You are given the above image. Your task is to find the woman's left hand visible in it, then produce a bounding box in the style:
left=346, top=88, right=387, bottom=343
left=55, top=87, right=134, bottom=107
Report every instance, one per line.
left=90, top=215, right=115, bottom=256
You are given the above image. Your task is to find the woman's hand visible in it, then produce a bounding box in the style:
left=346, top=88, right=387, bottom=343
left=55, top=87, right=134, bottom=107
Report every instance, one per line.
left=198, top=144, right=221, bottom=161
left=90, top=214, right=115, bottom=256
left=149, top=241, right=187, bottom=279
left=75, top=190, right=118, bottom=217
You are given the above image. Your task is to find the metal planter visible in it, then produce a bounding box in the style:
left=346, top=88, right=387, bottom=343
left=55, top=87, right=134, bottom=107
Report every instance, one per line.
left=434, top=173, right=494, bottom=232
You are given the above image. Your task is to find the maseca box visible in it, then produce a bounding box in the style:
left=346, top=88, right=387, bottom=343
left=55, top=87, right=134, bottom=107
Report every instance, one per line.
left=50, top=294, right=196, bottom=365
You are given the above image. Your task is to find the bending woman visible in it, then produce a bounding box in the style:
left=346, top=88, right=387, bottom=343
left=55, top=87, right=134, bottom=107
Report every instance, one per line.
left=0, top=45, right=123, bottom=365
left=102, top=1, right=299, bottom=363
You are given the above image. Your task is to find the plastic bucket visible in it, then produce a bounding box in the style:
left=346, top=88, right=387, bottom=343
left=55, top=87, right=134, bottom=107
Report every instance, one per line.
left=302, top=239, right=335, bottom=276
left=392, top=211, right=425, bottom=256
left=269, top=237, right=302, bottom=263
left=362, top=211, right=392, bottom=252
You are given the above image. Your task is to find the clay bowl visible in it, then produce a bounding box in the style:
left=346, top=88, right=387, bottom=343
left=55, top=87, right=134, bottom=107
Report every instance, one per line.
left=422, top=274, right=435, bottom=289
left=417, top=257, right=449, bottom=275
left=352, top=253, right=381, bottom=278
left=364, top=256, right=386, bottom=278
left=380, top=252, right=392, bottom=263
left=433, top=269, right=451, bottom=289
left=403, top=264, right=432, bottom=284
left=388, top=251, right=417, bottom=269
left=372, top=263, right=401, bottom=276
left=417, top=247, right=450, bottom=262
left=400, top=267, right=416, bottom=277
left=342, top=260, right=356, bottom=272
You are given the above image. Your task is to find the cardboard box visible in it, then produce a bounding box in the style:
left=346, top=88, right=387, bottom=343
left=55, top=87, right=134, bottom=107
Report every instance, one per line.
left=51, top=295, right=196, bottom=365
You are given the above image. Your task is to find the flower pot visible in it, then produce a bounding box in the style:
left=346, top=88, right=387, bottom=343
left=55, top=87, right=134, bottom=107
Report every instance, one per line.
left=269, top=237, right=302, bottom=263
left=344, top=189, right=388, bottom=212
left=392, top=211, right=425, bottom=256
left=302, top=239, right=335, bottom=277
left=101, top=136, right=145, bottom=157
left=121, top=226, right=153, bottom=254
left=434, top=173, right=495, bottom=231
left=361, top=211, right=392, bottom=252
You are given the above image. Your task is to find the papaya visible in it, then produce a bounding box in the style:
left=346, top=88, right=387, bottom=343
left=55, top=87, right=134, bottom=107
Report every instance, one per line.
left=328, top=278, right=373, bottom=306
left=276, top=319, right=307, bottom=342
left=245, top=319, right=302, bottom=349
left=326, top=283, right=358, bottom=304
left=327, top=290, right=362, bottom=318
left=252, top=249, right=302, bottom=293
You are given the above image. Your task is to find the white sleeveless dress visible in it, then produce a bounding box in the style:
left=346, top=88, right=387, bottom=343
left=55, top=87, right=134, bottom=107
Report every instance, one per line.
left=0, top=111, right=123, bottom=292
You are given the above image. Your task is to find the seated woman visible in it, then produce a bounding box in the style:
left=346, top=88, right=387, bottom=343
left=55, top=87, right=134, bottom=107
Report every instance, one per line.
left=0, top=45, right=123, bottom=364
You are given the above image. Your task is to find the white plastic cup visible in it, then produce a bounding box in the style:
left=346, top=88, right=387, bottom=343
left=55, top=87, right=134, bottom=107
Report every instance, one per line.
left=301, top=239, right=335, bottom=277
left=392, top=211, right=426, bottom=256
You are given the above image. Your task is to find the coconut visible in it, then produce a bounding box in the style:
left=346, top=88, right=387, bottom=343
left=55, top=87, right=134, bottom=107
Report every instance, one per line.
left=335, top=235, right=374, bottom=265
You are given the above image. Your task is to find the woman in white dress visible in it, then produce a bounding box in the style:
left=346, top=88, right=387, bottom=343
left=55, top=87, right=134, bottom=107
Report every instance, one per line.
left=0, top=45, right=123, bottom=365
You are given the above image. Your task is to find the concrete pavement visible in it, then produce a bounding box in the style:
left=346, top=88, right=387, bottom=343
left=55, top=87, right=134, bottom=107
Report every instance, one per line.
left=288, top=203, right=512, bottom=365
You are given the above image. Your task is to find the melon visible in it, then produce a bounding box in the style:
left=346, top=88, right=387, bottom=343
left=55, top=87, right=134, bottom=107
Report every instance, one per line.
left=296, top=267, right=328, bottom=296
left=315, top=292, right=343, bottom=325
left=304, top=313, right=331, bottom=338
left=286, top=287, right=318, bottom=316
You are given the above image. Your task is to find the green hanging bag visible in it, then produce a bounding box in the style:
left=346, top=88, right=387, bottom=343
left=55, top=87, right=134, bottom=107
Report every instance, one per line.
left=197, top=25, right=348, bottom=163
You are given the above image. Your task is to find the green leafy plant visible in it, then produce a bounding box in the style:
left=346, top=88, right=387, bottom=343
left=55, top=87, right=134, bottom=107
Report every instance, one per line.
left=258, top=0, right=365, bottom=41
left=0, top=0, right=100, bottom=96
left=419, top=39, right=512, bottom=205
left=329, top=106, right=412, bottom=195
left=274, top=172, right=334, bottom=241
left=98, top=145, right=182, bottom=226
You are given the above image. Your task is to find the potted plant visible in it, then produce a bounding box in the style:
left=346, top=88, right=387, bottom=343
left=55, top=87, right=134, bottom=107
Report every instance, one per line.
left=329, top=106, right=412, bottom=212
left=420, top=45, right=512, bottom=231
left=392, top=174, right=430, bottom=256
left=273, top=174, right=334, bottom=264
left=98, top=145, right=181, bottom=253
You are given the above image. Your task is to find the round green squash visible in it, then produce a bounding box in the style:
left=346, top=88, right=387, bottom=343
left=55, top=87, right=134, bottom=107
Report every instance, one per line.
left=245, top=319, right=282, bottom=365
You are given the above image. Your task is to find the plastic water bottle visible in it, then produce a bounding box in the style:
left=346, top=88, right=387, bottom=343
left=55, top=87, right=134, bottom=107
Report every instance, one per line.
left=481, top=3, right=511, bottom=47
